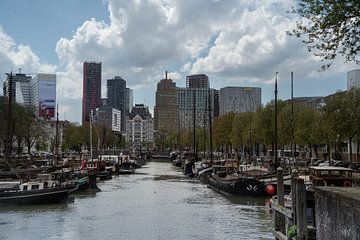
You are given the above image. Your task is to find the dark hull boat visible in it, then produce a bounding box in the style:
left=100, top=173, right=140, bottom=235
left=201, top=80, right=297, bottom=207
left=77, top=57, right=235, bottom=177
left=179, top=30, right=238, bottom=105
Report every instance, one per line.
left=208, top=174, right=265, bottom=196
left=0, top=184, right=78, bottom=206
left=118, top=162, right=135, bottom=174
left=97, top=170, right=112, bottom=180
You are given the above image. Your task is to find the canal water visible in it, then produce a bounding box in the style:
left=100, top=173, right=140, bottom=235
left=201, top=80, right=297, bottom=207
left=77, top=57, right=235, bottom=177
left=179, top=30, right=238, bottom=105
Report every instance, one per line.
left=0, top=161, right=273, bottom=240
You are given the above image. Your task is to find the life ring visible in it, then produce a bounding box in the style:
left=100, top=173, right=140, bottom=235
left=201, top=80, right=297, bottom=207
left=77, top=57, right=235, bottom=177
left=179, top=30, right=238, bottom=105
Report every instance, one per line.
left=344, top=181, right=352, bottom=187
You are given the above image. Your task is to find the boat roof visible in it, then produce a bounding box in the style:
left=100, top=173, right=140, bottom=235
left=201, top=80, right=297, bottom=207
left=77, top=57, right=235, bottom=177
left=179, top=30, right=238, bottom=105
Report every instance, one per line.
left=310, top=166, right=352, bottom=171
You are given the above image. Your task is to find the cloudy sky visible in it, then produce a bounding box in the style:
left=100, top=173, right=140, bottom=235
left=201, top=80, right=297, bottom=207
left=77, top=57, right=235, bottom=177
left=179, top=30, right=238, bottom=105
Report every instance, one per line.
left=0, top=0, right=357, bottom=123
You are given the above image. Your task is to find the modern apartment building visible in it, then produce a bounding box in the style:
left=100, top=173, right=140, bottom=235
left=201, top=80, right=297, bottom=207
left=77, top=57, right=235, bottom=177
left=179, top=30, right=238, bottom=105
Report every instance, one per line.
left=82, top=61, right=102, bottom=124
left=177, top=88, right=215, bottom=128
left=219, top=87, right=261, bottom=115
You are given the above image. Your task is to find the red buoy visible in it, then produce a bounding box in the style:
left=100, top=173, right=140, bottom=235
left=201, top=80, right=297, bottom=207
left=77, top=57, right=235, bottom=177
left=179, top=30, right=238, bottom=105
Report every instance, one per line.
left=265, top=184, right=275, bottom=196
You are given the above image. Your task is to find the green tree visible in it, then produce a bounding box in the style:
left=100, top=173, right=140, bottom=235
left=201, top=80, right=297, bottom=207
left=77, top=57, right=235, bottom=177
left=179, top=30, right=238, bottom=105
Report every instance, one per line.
left=289, top=1, right=360, bottom=70
left=231, top=112, right=254, bottom=158
left=322, top=89, right=360, bottom=161
left=213, top=113, right=235, bottom=153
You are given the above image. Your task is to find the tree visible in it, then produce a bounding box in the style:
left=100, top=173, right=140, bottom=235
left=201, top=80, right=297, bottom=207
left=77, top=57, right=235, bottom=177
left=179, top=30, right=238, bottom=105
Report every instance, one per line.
left=289, top=1, right=360, bottom=70
left=231, top=112, right=254, bottom=158
left=322, top=89, right=360, bottom=161
left=213, top=113, right=235, bottom=153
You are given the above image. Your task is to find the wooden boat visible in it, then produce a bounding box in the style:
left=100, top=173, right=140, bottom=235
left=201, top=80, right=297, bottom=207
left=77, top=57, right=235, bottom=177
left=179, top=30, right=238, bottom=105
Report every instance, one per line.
left=309, top=166, right=353, bottom=187
left=0, top=180, right=78, bottom=205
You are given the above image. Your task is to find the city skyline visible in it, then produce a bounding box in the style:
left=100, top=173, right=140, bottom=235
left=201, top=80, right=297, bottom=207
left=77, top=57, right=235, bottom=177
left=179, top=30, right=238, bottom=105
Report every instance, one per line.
left=0, top=0, right=358, bottom=123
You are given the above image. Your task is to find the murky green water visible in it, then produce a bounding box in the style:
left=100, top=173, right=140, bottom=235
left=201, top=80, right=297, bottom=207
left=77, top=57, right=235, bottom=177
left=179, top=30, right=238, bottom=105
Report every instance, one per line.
left=0, top=162, right=273, bottom=240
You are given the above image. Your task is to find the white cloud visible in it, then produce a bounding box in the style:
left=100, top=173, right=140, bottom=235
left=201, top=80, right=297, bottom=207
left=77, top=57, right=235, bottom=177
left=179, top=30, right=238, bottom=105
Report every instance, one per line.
left=0, top=26, right=56, bottom=75
left=2, top=0, right=357, bottom=122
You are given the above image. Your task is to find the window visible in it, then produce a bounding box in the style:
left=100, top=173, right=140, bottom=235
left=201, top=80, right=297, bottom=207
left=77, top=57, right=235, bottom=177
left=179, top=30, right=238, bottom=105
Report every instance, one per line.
left=31, top=185, right=40, bottom=190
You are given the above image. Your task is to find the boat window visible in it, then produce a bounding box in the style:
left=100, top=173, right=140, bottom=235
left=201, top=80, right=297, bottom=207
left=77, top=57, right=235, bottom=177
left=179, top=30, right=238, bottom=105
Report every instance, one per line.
left=31, top=185, right=39, bottom=190
left=23, top=185, right=28, bottom=191
left=44, top=182, right=48, bottom=188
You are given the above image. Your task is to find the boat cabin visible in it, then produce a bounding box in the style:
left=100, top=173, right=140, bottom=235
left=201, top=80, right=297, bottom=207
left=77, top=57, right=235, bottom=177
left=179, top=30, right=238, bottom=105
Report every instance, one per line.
left=100, top=155, right=119, bottom=164
left=309, top=166, right=353, bottom=187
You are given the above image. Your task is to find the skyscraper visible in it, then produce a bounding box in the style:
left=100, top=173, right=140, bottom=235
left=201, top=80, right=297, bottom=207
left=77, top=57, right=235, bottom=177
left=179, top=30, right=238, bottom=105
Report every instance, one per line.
left=154, top=73, right=178, bottom=133
left=82, top=61, right=102, bottom=124
left=107, top=76, right=126, bottom=132
left=186, top=74, right=209, bottom=89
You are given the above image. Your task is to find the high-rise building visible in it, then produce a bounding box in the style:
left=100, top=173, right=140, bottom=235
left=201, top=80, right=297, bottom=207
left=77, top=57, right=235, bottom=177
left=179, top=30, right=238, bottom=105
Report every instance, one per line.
left=219, top=87, right=261, bottom=115
left=107, top=76, right=126, bottom=132
left=3, top=72, right=32, bottom=103
left=154, top=73, right=178, bottom=133
left=126, top=88, right=133, bottom=113
left=82, top=61, right=102, bottom=124
left=186, top=74, right=209, bottom=88
left=178, top=88, right=215, bottom=128
left=126, top=104, right=154, bottom=149
left=30, top=74, right=57, bottom=119
left=347, top=69, right=360, bottom=90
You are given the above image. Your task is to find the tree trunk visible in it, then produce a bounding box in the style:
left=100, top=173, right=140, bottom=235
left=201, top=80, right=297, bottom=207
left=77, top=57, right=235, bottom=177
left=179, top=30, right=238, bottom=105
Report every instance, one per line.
left=349, top=137, right=353, bottom=162
left=314, top=145, right=318, bottom=158
left=27, top=140, right=31, bottom=154
left=357, top=141, right=359, bottom=162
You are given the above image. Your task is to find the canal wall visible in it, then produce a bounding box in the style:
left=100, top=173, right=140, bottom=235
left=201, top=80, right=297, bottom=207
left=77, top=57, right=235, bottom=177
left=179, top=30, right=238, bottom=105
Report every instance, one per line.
left=315, top=187, right=360, bottom=240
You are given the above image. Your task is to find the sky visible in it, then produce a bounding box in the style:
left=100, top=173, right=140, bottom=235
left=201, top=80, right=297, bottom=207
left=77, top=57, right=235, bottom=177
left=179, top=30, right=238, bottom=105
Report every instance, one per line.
left=0, top=0, right=358, bottom=123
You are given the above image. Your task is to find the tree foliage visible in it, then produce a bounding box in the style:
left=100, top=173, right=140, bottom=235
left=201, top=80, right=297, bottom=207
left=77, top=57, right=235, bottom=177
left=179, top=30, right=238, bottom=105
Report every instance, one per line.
left=289, top=1, right=360, bottom=69
left=213, top=113, right=235, bottom=151
left=322, top=88, right=360, bottom=160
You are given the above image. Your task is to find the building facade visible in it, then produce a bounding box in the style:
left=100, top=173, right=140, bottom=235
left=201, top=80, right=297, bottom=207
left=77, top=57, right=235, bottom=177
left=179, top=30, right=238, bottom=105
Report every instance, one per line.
left=347, top=69, right=360, bottom=90
left=30, top=74, right=57, bottom=120
left=186, top=74, right=209, bottom=89
left=82, top=61, right=102, bottom=124
left=219, top=87, right=261, bottom=115
left=3, top=72, right=32, bottom=104
left=126, top=104, right=154, bottom=149
left=107, top=76, right=126, bottom=132
left=92, top=107, right=121, bottom=134
left=154, top=76, right=178, bottom=133
left=177, top=88, right=215, bottom=128
left=126, top=87, right=133, bottom=113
